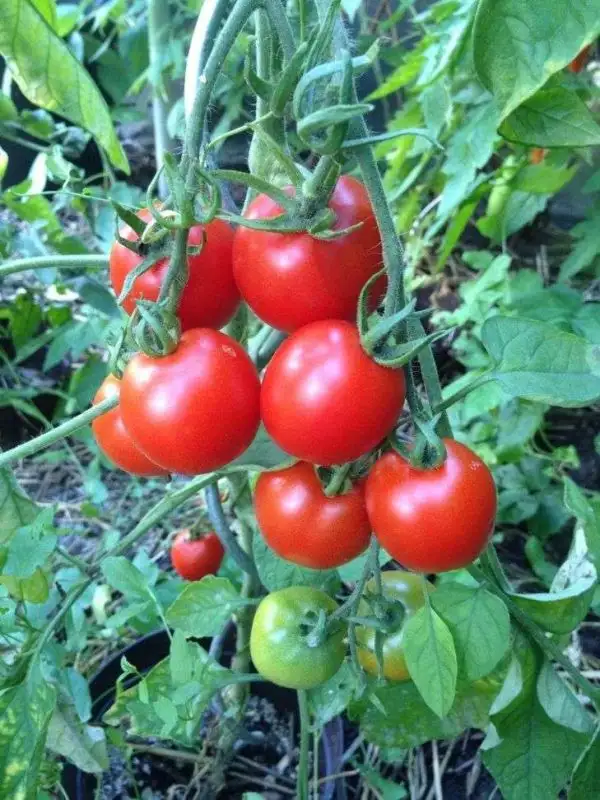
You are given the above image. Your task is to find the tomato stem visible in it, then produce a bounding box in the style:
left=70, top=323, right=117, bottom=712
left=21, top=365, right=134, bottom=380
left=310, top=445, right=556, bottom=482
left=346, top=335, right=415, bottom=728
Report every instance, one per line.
left=323, top=463, right=352, bottom=496
left=0, top=396, right=118, bottom=470
left=297, top=689, right=311, bottom=800
left=0, top=254, right=108, bottom=278
left=431, top=372, right=495, bottom=416
left=205, top=484, right=260, bottom=581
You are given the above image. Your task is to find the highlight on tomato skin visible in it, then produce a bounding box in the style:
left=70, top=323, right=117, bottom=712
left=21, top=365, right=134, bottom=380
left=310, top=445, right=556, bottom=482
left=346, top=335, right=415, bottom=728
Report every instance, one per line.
left=119, top=328, right=261, bottom=475
left=232, top=175, right=386, bottom=333
left=109, top=209, right=240, bottom=331
left=170, top=530, right=225, bottom=581
left=91, top=374, right=168, bottom=477
left=254, top=461, right=371, bottom=569
left=365, top=438, right=497, bottom=573
left=261, top=319, right=406, bottom=466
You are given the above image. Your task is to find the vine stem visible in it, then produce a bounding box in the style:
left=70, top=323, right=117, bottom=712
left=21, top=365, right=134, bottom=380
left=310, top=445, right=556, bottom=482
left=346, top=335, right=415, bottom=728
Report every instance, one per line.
left=297, top=689, right=311, bottom=800
left=329, top=536, right=379, bottom=623
left=148, top=0, right=176, bottom=198
left=0, top=254, right=108, bottom=279
left=468, top=565, right=600, bottom=707
left=205, top=484, right=260, bottom=580
left=0, top=396, right=117, bottom=469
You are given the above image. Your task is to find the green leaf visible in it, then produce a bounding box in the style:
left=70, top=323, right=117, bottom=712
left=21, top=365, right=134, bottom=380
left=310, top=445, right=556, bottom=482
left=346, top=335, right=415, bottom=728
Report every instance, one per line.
left=500, top=87, right=600, bottom=147
left=3, top=506, right=57, bottom=578
left=165, top=576, right=248, bottom=638
left=481, top=316, right=600, bottom=407
left=227, top=426, right=296, bottom=472
left=536, top=661, right=595, bottom=735
left=0, top=470, right=38, bottom=545
left=101, top=557, right=151, bottom=600
left=0, top=0, right=129, bottom=173
left=483, top=641, right=588, bottom=800
left=560, top=215, right=600, bottom=281
left=105, top=643, right=232, bottom=745
left=308, top=662, right=359, bottom=728
left=253, top=534, right=340, bottom=594
left=570, top=725, right=600, bottom=800
left=514, top=163, right=577, bottom=194
left=564, top=478, right=600, bottom=566
left=403, top=605, right=457, bottom=718
left=46, top=707, right=108, bottom=774
left=510, top=526, right=597, bottom=634
left=473, top=0, right=600, bottom=118
left=356, top=673, right=500, bottom=749
left=573, top=304, right=600, bottom=345
left=0, top=661, right=57, bottom=798
left=431, top=584, right=510, bottom=681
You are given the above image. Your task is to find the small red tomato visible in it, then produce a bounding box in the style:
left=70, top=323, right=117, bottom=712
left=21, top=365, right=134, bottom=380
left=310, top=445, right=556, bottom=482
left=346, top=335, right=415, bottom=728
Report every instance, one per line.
left=529, top=147, right=548, bottom=165
left=255, top=462, right=371, bottom=569
left=109, top=209, right=239, bottom=331
left=120, top=329, right=261, bottom=474
left=233, top=176, right=386, bottom=332
left=91, top=375, right=167, bottom=476
left=171, top=530, right=225, bottom=581
left=568, top=44, right=592, bottom=73
left=261, top=320, right=406, bottom=466
left=365, top=439, right=497, bottom=573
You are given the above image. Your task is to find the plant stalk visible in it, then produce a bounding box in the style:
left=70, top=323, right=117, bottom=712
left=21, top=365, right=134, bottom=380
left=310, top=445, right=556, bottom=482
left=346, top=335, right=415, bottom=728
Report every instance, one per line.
left=0, top=254, right=108, bottom=279
left=297, top=688, right=311, bottom=800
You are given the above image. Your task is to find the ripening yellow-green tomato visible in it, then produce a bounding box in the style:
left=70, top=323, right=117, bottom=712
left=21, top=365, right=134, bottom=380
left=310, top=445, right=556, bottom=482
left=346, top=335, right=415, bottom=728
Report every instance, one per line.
left=356, top=571, right=435, bottom=681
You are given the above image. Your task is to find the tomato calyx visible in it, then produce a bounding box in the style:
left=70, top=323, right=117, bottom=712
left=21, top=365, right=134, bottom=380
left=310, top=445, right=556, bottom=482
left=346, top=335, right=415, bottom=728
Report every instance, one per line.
left=300, top=607, right=331, bottom=648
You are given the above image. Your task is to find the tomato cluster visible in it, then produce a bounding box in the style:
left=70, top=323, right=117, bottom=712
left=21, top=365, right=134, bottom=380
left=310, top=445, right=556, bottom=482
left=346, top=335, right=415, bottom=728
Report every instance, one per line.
left=95, top=183, right=498, bottom=688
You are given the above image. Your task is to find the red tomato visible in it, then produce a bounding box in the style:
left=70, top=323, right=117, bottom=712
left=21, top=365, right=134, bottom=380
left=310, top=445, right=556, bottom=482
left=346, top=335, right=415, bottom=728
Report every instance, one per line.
left=365, top=439, right=497, bottom=573
left=568, top=44, right=592, bottom=73
left=232, top=176, right=385, bottom=332
left=91, top=375, right=167, bottom=476
left=529, top=147, right=547, bottom=165
left=170, top=530, right=224, bottom=580
left=261, top=320, right=406, bottom=466
left=109, top=209, right=239, bottom=331
left=120, top=329, right=261, bottom=474
left=255, top=461, right=371, bottom=569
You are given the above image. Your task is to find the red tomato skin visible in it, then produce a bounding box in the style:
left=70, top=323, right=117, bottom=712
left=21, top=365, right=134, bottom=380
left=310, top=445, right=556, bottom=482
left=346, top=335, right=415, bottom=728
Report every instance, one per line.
left=171, top=530, right=225, bottom=581
left=120, top=329, right=261, bottom=475
left=261, top=321, right=406, bottom=466
left=92, top=375, right=167, bottom=476
left=568, top=44, right=592, bottom=73
left=255, top=462, right=371, bottom=569
left=365, top=440, right=497, bottom=573
left=232, top=176, right=386, bottom=332
left=109, top=210, right=239, bottom=331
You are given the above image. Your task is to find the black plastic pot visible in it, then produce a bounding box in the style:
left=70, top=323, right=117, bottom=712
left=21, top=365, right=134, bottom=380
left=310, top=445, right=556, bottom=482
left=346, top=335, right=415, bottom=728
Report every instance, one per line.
left=62, top=629, right=347, bottom=800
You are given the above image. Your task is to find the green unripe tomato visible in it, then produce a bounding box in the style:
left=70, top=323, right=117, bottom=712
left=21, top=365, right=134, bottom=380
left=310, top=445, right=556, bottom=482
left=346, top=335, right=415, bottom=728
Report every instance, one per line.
left=250, top=586, right=346, bottom=689
left=356, top=571, right=435, bottom=681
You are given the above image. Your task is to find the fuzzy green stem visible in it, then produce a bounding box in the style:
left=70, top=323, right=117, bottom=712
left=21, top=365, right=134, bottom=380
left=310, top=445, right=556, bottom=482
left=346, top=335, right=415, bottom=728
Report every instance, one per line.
left=432, top=372, right=495, bottom=416
left=0, top=254, right=108, bottom=279
left=0, top=397, right=117, bottom=469
left=148, top=0, right=176, bottom=198
left=205, top=484, right=260, bottom=581
left=297, top=689, right=311, bottom=800
left=329, top=536, right=378, bottom=623
left=324, top=463, right=352, bottom=496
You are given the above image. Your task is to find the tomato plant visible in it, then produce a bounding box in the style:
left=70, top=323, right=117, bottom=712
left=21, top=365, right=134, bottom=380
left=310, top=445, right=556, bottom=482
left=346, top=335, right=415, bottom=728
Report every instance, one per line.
left=233, top=176, right=385, bottom=332
left=261, top=320, right=406, bottom=465
left=170, top=530, right=224, bottom=581
left=356, top=571, right=435, bottom=681
left=92, top=375, right=167, bottom=476
left=254, top=461, right=370, bottom=569
left=366, top=440, right=497, bottom=573
left=250, top=586, right=346, bottom=689
left=120, top=329, right=261, bottom=474
left=110, top=210, right=239, bottom=331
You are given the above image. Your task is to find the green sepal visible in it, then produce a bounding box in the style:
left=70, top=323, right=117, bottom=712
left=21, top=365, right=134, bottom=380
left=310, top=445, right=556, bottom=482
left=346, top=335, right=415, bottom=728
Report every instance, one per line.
left=362, top=299, right=418, bottom=353
left=244, top=54, right=273, bottom=101
left=116, top=245, right=171, bottom=305
left=372, top=328, right=450, bottom=369
left=270, top=40, right=311, bottom=117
